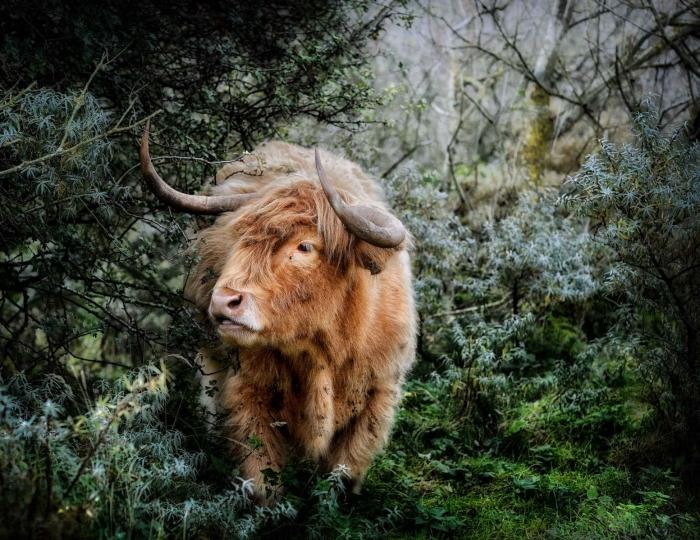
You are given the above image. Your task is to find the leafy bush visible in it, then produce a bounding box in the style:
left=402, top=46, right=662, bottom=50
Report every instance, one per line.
left=563, top=109, right=700, bottom=470
left=0, top=365, right=297, bottom=539
left=0, top=0, right=411, bottom=154
left=385, top=166, right=476, bottom=359
left=389, top=174, right=601, bottom=442
left=0, top=85, right=197, bottom=373
left=482, top=191, right=599, bottom=314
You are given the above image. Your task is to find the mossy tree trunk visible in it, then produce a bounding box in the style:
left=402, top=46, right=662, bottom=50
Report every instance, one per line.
left=522, top=0, right=574, bottom=185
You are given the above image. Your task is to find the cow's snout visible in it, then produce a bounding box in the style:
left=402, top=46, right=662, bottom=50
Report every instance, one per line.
left=210, top=287, right=246, bottom=322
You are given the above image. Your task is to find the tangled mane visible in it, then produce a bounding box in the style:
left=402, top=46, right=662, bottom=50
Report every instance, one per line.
left=185, top=181, right=365, bottom=312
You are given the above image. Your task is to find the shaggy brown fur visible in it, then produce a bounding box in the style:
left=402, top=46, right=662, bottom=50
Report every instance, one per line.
left=185, top=142, right=416, bottom=501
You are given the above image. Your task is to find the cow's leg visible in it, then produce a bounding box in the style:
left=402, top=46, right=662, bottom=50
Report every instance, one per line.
left=325, top=382, right=400, bottom=494
left=303, top=367, right=335, bottom=461
left=223, top=374, right=286, bottom=503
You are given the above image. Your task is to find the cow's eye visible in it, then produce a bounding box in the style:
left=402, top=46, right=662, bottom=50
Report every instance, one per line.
left=297, top=242, right=314, bottom=253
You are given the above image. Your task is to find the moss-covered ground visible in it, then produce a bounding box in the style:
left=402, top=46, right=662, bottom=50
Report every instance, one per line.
left=260, top=375, right=698, bottom=539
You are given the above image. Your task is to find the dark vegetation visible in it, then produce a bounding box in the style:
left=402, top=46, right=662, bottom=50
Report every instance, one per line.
left=1, top=1, right=699, bottom=538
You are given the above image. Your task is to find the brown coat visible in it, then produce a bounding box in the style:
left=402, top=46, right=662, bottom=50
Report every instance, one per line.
left=185, top=142, right=416, bottom=500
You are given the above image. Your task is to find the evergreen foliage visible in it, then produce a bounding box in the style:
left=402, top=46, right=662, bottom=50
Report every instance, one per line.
left=0, top=366, right=296, bottom=539
left=0, top=84, right=197, bottom=372
left=564, top=109, right=700, bottom=474
left=0, top=0, right=409, bottom=152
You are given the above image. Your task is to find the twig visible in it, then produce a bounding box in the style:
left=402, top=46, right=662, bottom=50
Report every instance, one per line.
left=58, top=52, right=108, bottom=150
left=380, top=140, right=432, bottom=178
left=446, top=88, right=470, bottom=208
left=66, top=350, right=131, bottom=370
left=63, top=373, right=162, bottom=498
left=63, top=413, right=114, bottom=499
left=425, top=296, right=509, bottom=319
left=151, top=155, right=247, bottom=167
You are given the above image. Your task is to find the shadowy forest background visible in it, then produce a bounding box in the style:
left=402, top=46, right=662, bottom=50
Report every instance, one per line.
left=1, top=0, right=699, bottom=538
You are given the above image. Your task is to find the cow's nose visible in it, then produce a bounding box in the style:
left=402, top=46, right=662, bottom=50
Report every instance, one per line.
left=210, top=287, right=245, bottom=321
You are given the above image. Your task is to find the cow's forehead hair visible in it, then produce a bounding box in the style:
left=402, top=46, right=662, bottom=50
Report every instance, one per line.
left=229, top=180, right=354, bottom=264
left=186, top=180, right=361, bottom=312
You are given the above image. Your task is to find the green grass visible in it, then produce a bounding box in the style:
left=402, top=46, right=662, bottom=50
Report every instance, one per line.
left=2, top=357, right=698, bottom=539
left=257, top=375, right=699, bottom=539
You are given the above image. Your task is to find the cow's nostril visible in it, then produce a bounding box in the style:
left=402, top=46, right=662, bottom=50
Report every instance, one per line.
left=210, top=288, right=246, bottom=321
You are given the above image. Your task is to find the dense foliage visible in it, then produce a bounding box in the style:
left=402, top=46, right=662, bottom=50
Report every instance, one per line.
left=1, top=2, right=699, bottom=539
left=0, top=0, right=403, bottom=151
left=564, top=110, right=700, bottom=476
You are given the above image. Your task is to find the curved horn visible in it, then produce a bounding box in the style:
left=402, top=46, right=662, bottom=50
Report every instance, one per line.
left=315, top=149, right=406, bottom=248
left=140, top=120, right=254, bottom=215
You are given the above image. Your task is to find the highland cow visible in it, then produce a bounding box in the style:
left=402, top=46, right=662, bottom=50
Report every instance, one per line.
left=140, top=122, right=416, bottom=502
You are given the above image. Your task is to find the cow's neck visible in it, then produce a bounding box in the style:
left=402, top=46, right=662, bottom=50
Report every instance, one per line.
left=284, top=267, right=374, bottom=369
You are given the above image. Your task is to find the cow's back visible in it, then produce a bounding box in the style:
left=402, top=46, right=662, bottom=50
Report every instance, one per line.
left=210, top=141, right=387, bottom=206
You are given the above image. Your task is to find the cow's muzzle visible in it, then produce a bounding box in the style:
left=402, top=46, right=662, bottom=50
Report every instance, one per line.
left=209, top=287, right=258, bottom=333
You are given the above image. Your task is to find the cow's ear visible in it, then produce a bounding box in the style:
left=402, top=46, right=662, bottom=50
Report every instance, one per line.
left=354, top=240, right=395, bottom=275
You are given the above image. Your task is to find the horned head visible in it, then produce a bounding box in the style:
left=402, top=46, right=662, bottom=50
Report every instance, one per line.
left=139, top=121, right=406, bottom=248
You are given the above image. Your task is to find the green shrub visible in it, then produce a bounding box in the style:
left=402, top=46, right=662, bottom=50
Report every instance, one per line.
left=0, top=366, right=297, bottom=538
left=564, top=108, right=700, bottom=471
